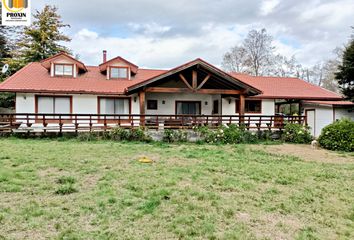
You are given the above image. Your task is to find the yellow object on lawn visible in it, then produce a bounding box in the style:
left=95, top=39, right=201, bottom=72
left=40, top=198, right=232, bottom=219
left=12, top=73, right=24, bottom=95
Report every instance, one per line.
left=138, top=157, right=153, bottom=163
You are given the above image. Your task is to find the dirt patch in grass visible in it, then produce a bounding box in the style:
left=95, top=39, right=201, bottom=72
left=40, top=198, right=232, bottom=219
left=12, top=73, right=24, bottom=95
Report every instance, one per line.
left=236, top=212, right=302, bottom=240
left=251, top=144, right=354, bottom=164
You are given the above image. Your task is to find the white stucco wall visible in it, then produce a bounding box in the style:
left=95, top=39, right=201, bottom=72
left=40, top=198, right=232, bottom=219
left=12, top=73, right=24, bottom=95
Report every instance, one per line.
left=334, top=108, right=354, bottom=121
left=16, top=93, right=137, bottom=114
left=16, top=93, right=276, bottom=117
left=303, top=104, right=354, bottom=137
left=145, top=92, right=215, bottom=115
left=16, top=93, right=36, bottom=113
left=222, top=98, right=275, bottom=115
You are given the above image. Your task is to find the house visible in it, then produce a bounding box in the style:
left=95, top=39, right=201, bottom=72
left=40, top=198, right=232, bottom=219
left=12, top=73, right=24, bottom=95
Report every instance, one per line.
left=0, top=51, right=352, bottom=135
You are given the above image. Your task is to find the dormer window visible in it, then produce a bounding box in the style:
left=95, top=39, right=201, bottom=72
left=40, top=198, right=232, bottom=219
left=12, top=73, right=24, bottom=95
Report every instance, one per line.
left=110, top=67, right=129, bottom=79
left=54, top=64, right=74, bottom=77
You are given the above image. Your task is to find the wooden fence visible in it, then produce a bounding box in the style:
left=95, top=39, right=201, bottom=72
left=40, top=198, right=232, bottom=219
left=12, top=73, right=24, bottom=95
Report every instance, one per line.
left=0, top=113, right=306, bottom=133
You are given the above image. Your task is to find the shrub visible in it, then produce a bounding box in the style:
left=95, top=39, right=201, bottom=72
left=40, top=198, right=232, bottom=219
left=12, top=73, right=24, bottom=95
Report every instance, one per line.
left=318, top=118, right=354, bottom=152
left=281, top=123, right=312, bottom=144
left=129, top=127, right=152, bottom=142
left=196, top=124, right=260, bottom=144
left=110, top=127, right=130, bottom=141
left=163, top=129, right=188, bottom=143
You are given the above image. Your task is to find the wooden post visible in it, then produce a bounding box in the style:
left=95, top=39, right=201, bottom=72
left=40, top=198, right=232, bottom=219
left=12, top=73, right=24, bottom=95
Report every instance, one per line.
left=239, top=94, right=245, bottom=124
left=192, top=71, right=197, bottom=89
left=139, top=91, right=146, bottom=126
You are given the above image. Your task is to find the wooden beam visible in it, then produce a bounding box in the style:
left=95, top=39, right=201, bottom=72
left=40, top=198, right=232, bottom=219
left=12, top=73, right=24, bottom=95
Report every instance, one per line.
left=192, top=70, right=197, bottom=89
left=145, top=87, right=241, bottom=95
left=179, top=74, right=193, bottom=89
left=139, top=91, right=145, bottom=125
left=239, top=94, right=245, bottom=117
left=197, top=74, right=211, bottom=90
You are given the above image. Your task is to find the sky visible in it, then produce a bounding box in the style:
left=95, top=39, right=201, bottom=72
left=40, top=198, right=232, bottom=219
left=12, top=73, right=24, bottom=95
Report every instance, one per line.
left=30, top=0, right=354, bottom=69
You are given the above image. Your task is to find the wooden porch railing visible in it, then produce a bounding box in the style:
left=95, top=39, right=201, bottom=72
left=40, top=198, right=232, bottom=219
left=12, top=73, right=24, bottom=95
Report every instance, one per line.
left=0, top=113, right=306, bottom=133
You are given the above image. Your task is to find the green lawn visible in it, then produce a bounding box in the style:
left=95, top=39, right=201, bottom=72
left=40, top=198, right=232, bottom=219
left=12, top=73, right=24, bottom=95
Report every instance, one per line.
left=0, top=139, right=353, bottom=240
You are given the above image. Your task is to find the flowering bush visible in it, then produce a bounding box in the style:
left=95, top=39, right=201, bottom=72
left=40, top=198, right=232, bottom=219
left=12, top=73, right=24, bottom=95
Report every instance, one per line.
left=281, top=123, right=312, bottom=144
left=196, top=124, right=259, bottom=144
left=163, top=129, right=188, bottom=143
left=318, top=118, right=354, bottom=152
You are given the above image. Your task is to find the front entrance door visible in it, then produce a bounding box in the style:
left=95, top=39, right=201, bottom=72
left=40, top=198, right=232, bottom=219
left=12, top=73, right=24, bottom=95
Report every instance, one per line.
left=176, top=101, right=201, bottom=115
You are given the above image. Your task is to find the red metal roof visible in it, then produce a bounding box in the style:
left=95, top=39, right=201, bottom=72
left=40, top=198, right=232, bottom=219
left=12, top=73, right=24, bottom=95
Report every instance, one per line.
left=0, top=62, right=166, bottom=95
left=303, top=100, right=354, bottom=106
left=231, top=73, right=343, bottom=100
left=0, top=58, right=345, bottom=101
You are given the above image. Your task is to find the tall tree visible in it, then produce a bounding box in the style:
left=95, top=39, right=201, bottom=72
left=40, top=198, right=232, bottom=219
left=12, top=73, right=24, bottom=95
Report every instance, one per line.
left=222, top=46, right=249, bottom=73
left=19, top=5, right=71, bottom=62
left=222, top=28, right=275, bottom=76
left=243, top=29, right=275, bottom=76
left=335, top=34, right=354, bottom=101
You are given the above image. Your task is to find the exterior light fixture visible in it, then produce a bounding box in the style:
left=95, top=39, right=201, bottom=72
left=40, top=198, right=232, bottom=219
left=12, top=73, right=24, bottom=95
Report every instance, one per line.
left=162, top=100, right=166, bottom=104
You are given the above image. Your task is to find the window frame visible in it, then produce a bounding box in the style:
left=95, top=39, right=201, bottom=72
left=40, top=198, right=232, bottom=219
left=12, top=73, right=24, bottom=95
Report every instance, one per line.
left=97, top=96, right=132, bottom=115
left=35, top=95, right=73, bottom=115
left=235, top=99, right=262, bottom=114
left=109, top=66, right=129, bottom=80
left=175, top=101, right=202, bottom=115
left=54, top=64, right=74, bottom=77
left=147, top=100, right=158, bottom=110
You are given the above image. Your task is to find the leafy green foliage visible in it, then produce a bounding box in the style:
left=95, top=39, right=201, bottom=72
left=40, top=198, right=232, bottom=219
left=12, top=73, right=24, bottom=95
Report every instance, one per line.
left=318, top=118, right=354, bottom=152
left=196, top=124, right=259, bottom=144
left=163, top=129, right=188, bottom=143
left=0, top=93, right=15, bottom=108
left=281, top=123, right=312, bottom=144
left=78, top=127, right=152, bottom=142
left=335, top=33, right=354, bottom=102
left=18, top=5, right=71, bottom=62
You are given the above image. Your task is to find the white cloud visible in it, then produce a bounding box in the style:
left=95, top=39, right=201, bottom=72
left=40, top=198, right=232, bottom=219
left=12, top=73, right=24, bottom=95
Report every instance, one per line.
left=260, top=0, right=280, bottom=16
left=128, top=22, right=172, bottom=36
left=30, top=0, right=354, bottom=69
left=67, top=24, right=254, bottom=68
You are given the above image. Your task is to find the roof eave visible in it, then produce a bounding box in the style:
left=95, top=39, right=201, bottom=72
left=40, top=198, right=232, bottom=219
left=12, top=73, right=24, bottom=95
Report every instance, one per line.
left=126, top=59, right=262, bottom=95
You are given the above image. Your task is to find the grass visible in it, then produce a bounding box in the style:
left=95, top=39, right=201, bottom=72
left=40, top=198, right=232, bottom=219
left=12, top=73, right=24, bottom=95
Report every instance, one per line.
left=0, top=138, right=353, bottom=239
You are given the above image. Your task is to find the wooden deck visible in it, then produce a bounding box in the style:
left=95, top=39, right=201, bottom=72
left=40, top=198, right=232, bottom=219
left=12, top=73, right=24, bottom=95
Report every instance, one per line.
left=0, top=113, right=306, bottom=133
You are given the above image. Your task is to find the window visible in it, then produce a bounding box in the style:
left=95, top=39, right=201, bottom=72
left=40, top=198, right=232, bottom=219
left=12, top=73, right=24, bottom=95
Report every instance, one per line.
left=99, top=97, right=130, bottom=119
left=176, top=101, right=201, bottom=115
left=212, top=100, right=219, bottom=114
left=236, top=100, right=262, bottom=113
left=110, top=67, right=128, bottom=79
left=54, top=64, right=73, bottom=77
left=36, top=96, right=71, bottom=118
left=147, top=100, right=158, bottom=110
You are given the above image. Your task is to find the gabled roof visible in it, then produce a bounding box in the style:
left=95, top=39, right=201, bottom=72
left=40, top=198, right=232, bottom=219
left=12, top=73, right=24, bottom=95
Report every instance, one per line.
left=41, top=52, right=87, bottom=72
left=231, top=73, right=343, bottom=100
left=0, top=62, right=165, bottom=95
left=127, top=58, right=262, bottom=95
left=99, top=56, right=139, bottom=74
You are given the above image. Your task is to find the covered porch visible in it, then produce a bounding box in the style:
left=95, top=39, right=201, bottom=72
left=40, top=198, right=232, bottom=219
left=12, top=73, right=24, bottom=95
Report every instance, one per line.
left=127, top=59, right=262, bottom=119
